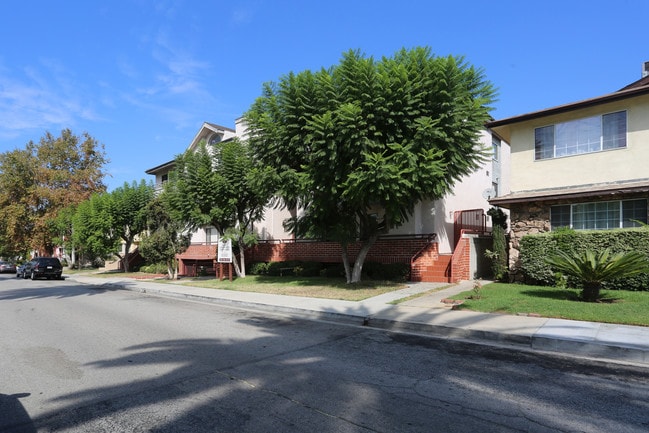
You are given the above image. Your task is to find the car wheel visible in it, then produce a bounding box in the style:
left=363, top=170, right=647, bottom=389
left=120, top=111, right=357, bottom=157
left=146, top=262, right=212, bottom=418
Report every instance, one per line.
left=30, top=271, right=35, bottom=280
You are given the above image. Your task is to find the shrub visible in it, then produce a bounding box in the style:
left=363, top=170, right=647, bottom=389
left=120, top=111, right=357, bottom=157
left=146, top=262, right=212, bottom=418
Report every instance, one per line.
left=294, top=261, right=323, bottom=277
left=545, top=248, right=649, bottom=301
left=248, top=262, right=270, bottom=275
left=362, top=261, right=410, bottom=281
left=267, top=261, right=301, bottom=276
left=520, top=228, right=649, bottom=290
left=321, top=264, right=346, bottom=278
left=140, top=263, right=168, bottom=274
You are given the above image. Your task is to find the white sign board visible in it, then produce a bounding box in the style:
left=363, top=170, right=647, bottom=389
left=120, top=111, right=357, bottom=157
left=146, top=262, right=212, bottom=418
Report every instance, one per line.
left=217, top=239, right=233, bottom=263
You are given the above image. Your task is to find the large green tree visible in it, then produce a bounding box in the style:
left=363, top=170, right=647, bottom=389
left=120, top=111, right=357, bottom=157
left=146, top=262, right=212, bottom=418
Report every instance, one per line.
left=0, top=129, right=108, bottom=257
left=139, top=196, right=191, bottom=279
left=245, top=47, right=496, bottom=282
left=65, top=181, right=153, bottom=270
left=71, top=193, right=118, bottom=267
left=165, top=138, right=276, bottom=277
left=106, top=180, right=154, bottom=272
left=0, top=148, right=37, bottom=258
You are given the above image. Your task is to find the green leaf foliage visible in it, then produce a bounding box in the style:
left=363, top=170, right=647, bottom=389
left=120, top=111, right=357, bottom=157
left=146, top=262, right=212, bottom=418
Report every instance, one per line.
left=0, top=129, right=108, bottom=256
left=245, top=47, right=495, bottom=282
left=139, top=196, right=190, bottom=278
left=546, top=249, right=649, bottom=284
left=520, top=229, right=649, bottom=290
left=104, top=180, right=155, bottom=271
left=164, top=138, right=276, bottom=277
left=545, top=248, right=649, bottom=301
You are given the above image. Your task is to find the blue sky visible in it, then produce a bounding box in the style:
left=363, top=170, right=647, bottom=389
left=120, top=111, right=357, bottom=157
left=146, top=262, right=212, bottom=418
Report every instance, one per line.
left=1, top=0, right=647, bottom=191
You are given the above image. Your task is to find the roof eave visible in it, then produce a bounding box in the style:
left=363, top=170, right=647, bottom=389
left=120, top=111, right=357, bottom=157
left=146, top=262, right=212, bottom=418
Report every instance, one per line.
left=489, top=182, right=649, bottom=208
left=487, top=85, right=649, bottom=129
left=145, top=160, right=175, bottom=175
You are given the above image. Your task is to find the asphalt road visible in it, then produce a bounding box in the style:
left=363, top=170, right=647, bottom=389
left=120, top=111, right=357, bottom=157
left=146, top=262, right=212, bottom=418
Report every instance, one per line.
left=1, top=273, right=649, bottom=432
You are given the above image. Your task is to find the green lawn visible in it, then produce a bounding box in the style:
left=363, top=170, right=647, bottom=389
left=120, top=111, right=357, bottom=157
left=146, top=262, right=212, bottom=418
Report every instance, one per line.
left=73, top=269, right=649, bottom=326
left=175, top=275, right=406, bottom=301
left=449, top=282, right=649, bottom=327
left=74, top=270, right=407, bottom=302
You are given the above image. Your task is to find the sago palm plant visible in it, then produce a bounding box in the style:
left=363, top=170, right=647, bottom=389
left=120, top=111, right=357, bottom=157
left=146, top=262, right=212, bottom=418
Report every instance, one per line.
left=545, top=249, right=649, bottom=302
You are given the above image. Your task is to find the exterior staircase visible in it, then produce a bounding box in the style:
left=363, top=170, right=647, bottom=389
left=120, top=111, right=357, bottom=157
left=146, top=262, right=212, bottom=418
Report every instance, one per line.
left=411, top=252, right=452, bottom=283
left=410, top=231, right=474, bottom=284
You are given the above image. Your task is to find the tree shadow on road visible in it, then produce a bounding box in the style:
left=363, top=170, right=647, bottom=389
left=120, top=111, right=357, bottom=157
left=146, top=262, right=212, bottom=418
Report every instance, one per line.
left=0, top=282, right=118, bottom=301
left=0, top=393, right=35, bottom=433
left=15, top=307, right=648, bottom=433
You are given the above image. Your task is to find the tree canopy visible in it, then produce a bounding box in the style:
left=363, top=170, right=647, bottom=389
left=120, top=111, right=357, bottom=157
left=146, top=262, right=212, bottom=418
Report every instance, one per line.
left=0, top=129, right=108, bottom=258
left=165, top=138, right=276, bottom=277
left=139, top=196, right=191, bottom=279
left=245, top=47, right=496, bottom=282
left=105, top=180, right=155, bottom=271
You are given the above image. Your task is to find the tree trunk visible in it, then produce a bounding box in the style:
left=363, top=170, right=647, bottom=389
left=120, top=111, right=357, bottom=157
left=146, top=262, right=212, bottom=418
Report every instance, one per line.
left=122, top=240, right=132, bottom=273
left=70, top=246, right=76, bottom=269
left=581, top=282, right=601, bottom=302
left=230, top=238, right=246, bottom=278
left=341, top=244, right=352, bottom=283
left=350, top=234, right=379, bottom=283
left=167, top=258, right=178, bottom=280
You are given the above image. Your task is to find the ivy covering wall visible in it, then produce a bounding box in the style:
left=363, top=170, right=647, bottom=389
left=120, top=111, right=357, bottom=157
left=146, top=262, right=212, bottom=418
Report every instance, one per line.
left=519, top=228, right=649, bottom=291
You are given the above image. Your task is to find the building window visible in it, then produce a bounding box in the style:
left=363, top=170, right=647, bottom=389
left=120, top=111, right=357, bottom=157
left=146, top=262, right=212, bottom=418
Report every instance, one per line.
left=550, top=199, right=647, bottom=230
left=205, top=228, right=218, bottom=245
left=492, top=136, right=500, bottom=161
left=535, top=111, right=626, bottom=160
left=161, top=173, right=168, bottom=183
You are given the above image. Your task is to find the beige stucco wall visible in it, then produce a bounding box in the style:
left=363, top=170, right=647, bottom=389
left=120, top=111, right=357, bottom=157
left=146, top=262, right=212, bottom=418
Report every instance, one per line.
left=390, top=129, right=511, bottom=253
left=505, top=96, right=649, bottom=192
left=153, top=125, right=510, bottom=253
left=255, top=207, right=294, bottom=240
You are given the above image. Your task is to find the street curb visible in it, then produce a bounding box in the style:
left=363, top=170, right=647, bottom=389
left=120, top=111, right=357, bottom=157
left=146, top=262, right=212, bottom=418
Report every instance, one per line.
left=84, top=279, right=649, bottom=368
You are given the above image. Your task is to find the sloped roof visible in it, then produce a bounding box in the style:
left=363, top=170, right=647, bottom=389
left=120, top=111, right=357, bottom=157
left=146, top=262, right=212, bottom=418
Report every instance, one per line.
left=489, top=179, right=649, bottom=208
left=145, top=121, right=237, bottom=175
left=145, top=160, right=175, bottom=175
left=487, top=77, right=649, bottom=129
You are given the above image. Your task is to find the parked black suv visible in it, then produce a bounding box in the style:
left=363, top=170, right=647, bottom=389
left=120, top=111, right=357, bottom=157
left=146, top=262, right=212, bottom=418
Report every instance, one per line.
left=22, top=257, right=63, bottom=280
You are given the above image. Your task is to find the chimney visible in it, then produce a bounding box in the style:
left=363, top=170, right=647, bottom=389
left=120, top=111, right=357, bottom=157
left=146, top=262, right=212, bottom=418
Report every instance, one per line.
left=643, top=61, right=649, bottom=78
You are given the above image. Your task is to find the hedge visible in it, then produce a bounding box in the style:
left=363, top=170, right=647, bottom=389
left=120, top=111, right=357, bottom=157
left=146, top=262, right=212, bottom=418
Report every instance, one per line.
left=247, top=260, right=409, bottom=281
left=519, top=228, right=649, bottom=291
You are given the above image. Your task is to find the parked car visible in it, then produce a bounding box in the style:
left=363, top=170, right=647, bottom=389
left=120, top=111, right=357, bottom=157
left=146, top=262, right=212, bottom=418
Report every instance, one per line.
left=16, top=263, right=26, bottom=278
left=22, top=257, right=63, bottom=280
left=0, top=260, right=16, bottom=273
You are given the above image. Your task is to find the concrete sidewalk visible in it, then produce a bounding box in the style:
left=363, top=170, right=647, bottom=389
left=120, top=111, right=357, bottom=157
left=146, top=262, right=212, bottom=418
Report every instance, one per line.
left=68, top=275, right=649, bottom=367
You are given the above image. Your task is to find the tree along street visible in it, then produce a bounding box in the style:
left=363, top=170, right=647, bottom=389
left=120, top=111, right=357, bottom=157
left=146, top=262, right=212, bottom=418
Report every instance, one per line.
left=1, top=274, right=648, bottom=432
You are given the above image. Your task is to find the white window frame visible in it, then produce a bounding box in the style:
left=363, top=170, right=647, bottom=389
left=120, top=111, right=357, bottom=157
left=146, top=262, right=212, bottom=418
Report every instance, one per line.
left=550, top=199, right=647, bottom=230
left=535, top=110, right=626, bottom=160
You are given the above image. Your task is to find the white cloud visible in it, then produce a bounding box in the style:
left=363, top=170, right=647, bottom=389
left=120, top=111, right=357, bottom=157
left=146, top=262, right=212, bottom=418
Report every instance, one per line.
left=0, top=59, right=99, bottom=139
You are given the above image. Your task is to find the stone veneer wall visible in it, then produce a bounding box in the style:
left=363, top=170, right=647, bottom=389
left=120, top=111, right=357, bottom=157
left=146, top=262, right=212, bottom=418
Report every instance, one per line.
left=507, top=203, right=551, bottom=282
left=506, top=192, right=649, bottom=281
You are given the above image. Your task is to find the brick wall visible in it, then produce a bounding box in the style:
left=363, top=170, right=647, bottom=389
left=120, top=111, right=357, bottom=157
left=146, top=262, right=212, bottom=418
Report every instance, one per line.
left=450, top=237, right=471, bottom=282
left=247, top=237, right=433, bottom=265
left=410, top=242, right=447, bottom=282
left=176, top=235, right=472, bottom=282
left=177, top=244, right=218, bottom=276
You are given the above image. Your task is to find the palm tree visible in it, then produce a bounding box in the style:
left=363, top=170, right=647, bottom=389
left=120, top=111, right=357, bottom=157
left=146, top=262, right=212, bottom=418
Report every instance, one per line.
left=545, top=249, right=649, bottom=302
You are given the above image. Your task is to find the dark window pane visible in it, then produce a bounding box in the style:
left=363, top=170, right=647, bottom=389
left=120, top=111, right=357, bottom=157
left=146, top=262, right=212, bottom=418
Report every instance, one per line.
left=622, top=199, right=647, bottom=227
left=551, top=205, right=571, bottom=229
left=602, top=111, right=627, bottom=150
left=535, top=126, right=554, bottom=160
